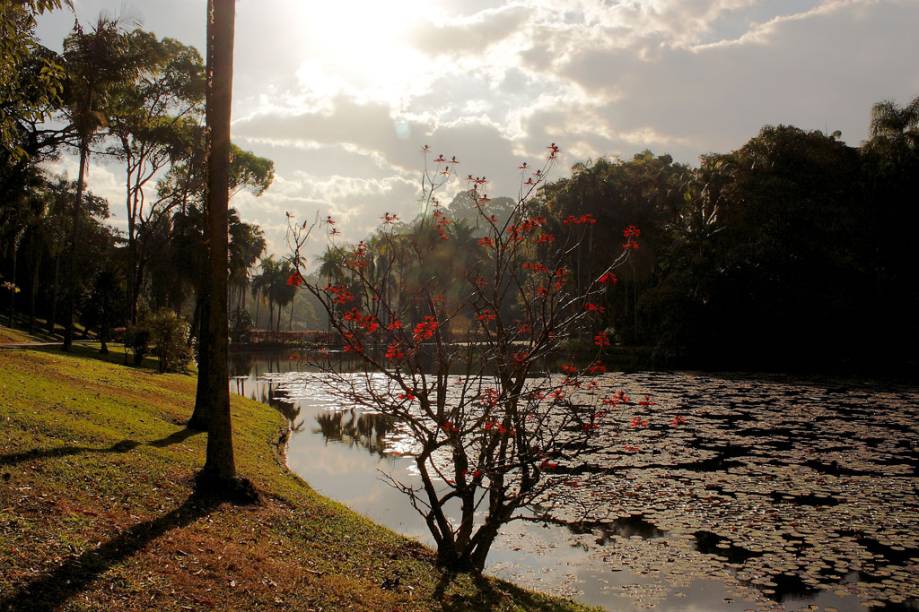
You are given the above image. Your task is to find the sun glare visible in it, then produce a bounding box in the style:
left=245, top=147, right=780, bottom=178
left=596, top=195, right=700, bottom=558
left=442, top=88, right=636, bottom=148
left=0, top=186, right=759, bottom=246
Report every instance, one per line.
left=282, top=0, right=436, bottom=104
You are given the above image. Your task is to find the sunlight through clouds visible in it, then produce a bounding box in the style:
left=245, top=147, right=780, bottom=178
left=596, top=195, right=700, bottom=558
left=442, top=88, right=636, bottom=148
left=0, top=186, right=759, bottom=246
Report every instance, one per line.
left=35, top=0, right=919, bottom=257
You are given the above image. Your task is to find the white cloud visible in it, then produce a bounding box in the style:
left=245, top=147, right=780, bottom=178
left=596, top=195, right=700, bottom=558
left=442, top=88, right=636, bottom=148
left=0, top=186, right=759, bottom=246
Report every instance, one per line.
left=36, top=0, right=919, bottom=258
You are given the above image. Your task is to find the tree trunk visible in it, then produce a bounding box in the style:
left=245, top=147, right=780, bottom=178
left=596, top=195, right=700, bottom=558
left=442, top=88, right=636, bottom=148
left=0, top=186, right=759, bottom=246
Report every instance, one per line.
left=189, top=289, right=210, bottom=430
left=48, top=256, right=60, bottom=335
left=63, top=137, right=89, bottom=352
left=199, top=0, right=238, bottom=487
left=28, top=249, right=40, bottom=334
left=7, top=234, right=18, bottom=328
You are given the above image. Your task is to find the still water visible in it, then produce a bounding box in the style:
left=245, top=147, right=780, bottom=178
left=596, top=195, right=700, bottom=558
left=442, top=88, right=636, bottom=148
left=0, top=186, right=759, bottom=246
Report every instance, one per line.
left=230, top=351, right=918, bottom=611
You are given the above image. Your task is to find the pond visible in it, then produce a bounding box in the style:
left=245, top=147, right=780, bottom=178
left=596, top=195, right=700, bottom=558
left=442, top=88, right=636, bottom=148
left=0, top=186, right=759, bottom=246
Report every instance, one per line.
left=229, top=351, right=919, bottom=611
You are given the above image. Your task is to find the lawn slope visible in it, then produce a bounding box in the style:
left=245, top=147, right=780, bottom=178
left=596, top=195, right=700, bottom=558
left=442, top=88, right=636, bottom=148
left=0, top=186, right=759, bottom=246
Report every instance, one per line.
left=0, top=346, right=585, bottom=611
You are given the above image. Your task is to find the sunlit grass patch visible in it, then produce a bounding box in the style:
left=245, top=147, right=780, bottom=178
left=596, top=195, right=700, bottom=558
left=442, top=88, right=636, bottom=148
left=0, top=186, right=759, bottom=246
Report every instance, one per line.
left=0, top=345, right=587, bottom=611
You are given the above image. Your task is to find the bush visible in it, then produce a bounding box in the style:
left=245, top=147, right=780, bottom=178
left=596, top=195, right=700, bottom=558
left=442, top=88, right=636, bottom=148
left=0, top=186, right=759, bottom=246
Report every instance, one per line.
left=143, top=309, right=193, bottom=373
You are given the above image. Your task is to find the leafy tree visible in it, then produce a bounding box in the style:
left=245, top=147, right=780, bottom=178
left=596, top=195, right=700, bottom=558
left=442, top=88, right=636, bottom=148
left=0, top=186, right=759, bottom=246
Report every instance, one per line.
left=106, top=30, right=205, bottom=323
left=0, top=0, right=71, bottom=158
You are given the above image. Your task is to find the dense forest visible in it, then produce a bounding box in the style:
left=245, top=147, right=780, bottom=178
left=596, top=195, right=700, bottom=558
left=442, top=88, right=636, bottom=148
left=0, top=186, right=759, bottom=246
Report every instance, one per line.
left=1, top=3, right=917, bottom=373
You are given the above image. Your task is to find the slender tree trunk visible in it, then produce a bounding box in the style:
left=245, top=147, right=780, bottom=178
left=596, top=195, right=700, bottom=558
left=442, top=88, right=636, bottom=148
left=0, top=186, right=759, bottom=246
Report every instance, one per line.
left=289, top=301, right=293, bottom=330
left=200, top=0, right=237, bottom=486
left=63, top=137, right=89, bottom=352
left=253, top=292, right=260, bottom=328
left=276, top=302, right=281, bottom=333
left=28, top=248, right=40, bottom=334
left=7, top=234, right=18, bottom=328
left=48, top=256, right=60, bottom=335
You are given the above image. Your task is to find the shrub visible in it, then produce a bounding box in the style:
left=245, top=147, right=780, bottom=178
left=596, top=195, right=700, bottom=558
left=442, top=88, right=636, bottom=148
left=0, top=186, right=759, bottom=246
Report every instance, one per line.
left=143, top=309, right=193, bottom=373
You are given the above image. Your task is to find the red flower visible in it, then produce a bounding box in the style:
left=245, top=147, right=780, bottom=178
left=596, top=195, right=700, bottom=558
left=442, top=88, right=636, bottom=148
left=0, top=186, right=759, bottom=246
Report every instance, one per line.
left=412, top=316, right=439, bottom=342
left=560, top=363, right=578, bottom=375
left=385, top=342, right=405, bottom=361
left=598, top=271, right=619, bottom=286
left=440, top=421, right=459, bottom=434
left=623, top=224, right=641, bottom=238
left=287, top=271, right=304, bottom=287
left=398, top=391, right=417, bottom=401
left=540, top=459, right=558, bottom=470
left=512, top=351, right=528, bottom=365
left=585, top=303, right=606, bottom=313
left=476, top=309, right=497, bottom=322
left=477, top=236, right=495, bottom=248
left=671, top=415, right=686, bottom=427
left=587, top=362, right=607, bottom=374
left=638, top=395, right=656, bottom=407
left=594, top=332, right=610, bottom=347
left=386, top=319, right=403, bottom=331
left=622, top=238, right=640, bottom=251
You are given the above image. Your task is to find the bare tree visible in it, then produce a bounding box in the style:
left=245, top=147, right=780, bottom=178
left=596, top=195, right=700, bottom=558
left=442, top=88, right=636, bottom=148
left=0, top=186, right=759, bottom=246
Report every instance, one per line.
left=287, top=144, right=641, bottom=570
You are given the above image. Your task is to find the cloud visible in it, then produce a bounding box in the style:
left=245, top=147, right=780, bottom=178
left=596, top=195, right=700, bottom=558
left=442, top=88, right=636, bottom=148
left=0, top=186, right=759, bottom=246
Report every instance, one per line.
left=36, top=0, right=919, bottom=260
left=411, top=4, right=531, bottom=56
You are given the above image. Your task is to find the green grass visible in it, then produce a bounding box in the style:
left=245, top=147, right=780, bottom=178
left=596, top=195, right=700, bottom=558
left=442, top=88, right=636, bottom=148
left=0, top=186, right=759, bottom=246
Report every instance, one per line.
left=0, top=344, right=588, bottom=611
left=0, top=324, right=41, bottom=344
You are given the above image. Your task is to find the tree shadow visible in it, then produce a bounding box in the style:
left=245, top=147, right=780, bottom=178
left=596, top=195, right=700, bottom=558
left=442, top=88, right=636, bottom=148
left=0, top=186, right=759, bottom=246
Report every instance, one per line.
left=147, top=427, right=201, bottom=448
left=0, top=427, right=202, bottom=468
left=0, top=492, right=219, bottom=611
left=0, top=439, right=140, bottom=468
left=34, top=343, right=162, bottom=372
left=432, top=568, right=564, bottom=611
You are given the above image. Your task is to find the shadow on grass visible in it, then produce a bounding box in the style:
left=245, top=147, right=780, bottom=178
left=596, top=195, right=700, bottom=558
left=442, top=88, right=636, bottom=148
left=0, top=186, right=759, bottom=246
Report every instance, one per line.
left=433, top=569, right=563, bottom=611
left=33, top=342, right=163, bottom=372
left=0, top=428, right=202, bottom=468
left=0, top=492, right=219, bottom=612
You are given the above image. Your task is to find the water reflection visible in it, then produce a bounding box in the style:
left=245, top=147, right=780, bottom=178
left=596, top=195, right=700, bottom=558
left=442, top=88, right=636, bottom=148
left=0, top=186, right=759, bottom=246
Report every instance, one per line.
left=313, top=409, right=395, bottom=457
left=231, top=351, right=919, bottom=611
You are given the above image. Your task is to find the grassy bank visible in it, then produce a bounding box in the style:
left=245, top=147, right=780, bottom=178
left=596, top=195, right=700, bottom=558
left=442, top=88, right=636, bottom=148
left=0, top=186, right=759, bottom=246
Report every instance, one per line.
left=0, top=345, right=585, bottom=611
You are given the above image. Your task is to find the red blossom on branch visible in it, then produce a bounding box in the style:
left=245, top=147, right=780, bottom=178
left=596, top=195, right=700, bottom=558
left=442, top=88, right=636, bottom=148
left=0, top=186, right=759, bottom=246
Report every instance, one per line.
left=412, top=316, right=439, bottom=342
left=476, top=309, right=497, bottom=322
left=623, top=238, right=640, bottom=250
left=287, top=271, right=305, bottom=287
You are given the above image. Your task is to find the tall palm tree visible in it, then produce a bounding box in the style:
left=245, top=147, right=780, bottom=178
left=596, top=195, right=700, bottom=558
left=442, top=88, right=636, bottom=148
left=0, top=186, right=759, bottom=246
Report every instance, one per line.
left=198, top=0, right=244, bottom=494
left=61, top=18, right=136, bottom=350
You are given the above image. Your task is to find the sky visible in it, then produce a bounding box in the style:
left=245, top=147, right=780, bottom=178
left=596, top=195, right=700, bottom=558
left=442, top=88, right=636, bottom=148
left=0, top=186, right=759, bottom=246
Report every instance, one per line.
left=36, top=0, right=919, bottom=256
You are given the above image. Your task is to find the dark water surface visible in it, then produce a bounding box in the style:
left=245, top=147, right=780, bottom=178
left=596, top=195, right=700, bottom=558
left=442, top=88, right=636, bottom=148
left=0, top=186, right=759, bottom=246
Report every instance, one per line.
left=230, top=351, right=919, bottom=611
